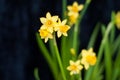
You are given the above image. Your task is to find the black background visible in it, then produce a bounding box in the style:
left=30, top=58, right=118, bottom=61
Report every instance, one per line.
left=0, top=0, right=120, bottom=80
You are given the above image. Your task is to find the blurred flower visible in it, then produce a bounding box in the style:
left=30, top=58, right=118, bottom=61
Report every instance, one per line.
left=67, top=1, right=84, bottom=13
left=55, top=19, right=70, bottom=38
left=115, top=11, right=120, bottom=29
left=39, top=29, right=53, bottom=43
left=67, top=60, right=83, bottom=75
left=67, top=1, right=84, bottom=25
left=81, top=48, right=97, bottom=69
left=40, top=12, right=58, bottom=33
left=68, top=13, right=79, bottom=25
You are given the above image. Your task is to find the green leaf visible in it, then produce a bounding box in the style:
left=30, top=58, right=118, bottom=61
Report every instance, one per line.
left=101, top=24, right=112, bottom=80
left=34, top=68, right=40, bottom=80
left=87, top=23, right=100, bottom=49
left=36, top=32, right=58, bottom=80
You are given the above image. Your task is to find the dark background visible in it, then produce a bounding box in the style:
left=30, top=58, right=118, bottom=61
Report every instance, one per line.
left=0, top=0, right=120, bottom=80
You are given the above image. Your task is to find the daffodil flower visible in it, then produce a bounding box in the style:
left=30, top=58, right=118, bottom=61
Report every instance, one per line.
left=68, top=14, right=79, bottom=25
left=115, top=11, right=120, bottom=30
left=40, top=12, right=58, bottom=33
left=81, top=48, right=97, bottom=69
left=39, top=29, right=53, bottom=43
left=67, top=1, right=84, bottom=25
left=67, top=60, right=83, bottom=75
left=67, top=1, right=84, bottom=13
left=55, top=19, right=70, bottom=38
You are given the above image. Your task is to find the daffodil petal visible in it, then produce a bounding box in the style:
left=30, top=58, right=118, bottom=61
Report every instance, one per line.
left=46, top=12, right=51, bottom=19
left=45, top=38, right=48, bottom=43
left=74, top=2, right=79, bottom=7
left=40, top=18, right=46, bottom=24
left=78, top=5, right=84, bottom=11
left=52, top=16, right=58, bottom=22
left=75, top=60, right=80, bottom=65
left=57, top=31, right=62, bottom=38
left=62, top=19, right=67, bottom=25
left=67, top=6, right=72, bottom=11
left=63, top=33, right=68, bottom=36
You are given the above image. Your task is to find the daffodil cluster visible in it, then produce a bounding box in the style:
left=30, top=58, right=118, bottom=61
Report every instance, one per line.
left=67, top=1, right=84, bottom=25
left=39, top=12, right=70, bottom=43
left=67, top=48, right=97, bottom=75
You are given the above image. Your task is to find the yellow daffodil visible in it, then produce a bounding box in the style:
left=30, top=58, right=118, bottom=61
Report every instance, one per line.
left=40, top=12, right=58, bottom=33
left=55, top=19, right=70, bottom=38
left=67, top=1, right=84, bottom=13
left=115, top=11, right=120, bottom=29
left=68, top=13, right=79, bottom=25
left=67, top=1, right=84, bottom=25
left=67, top=60, right=83, bottom=75
left=39, top=29, right=53, bottom=43
left=81, top=48, right=97, bottom=69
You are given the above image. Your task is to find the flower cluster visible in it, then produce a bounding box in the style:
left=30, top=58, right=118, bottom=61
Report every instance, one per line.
left=67, top=1, right=84, bottom=25
left=39, top=12, right=70, bottom=43
left=67, top=48, right=97, bottom=75
left=36, top=0, right=120, bottom=80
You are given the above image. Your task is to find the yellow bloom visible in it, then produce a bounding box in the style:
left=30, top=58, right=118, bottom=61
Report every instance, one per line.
left=67, top=1, right=84, bottom=13
left=67, top=60, right=83, bottom=75
left=115, top=11, right=120, bottom=29
left=39, top=29, right=53, bottom=43
left=68, top=13, right=79, bottom=25
left=40, top=12, right=58, bottom=33
left=81, top=48, right=97, bottom=69
left=55, top=19, right=70, bottom=38
left=67, top=1, right=83, bottom=25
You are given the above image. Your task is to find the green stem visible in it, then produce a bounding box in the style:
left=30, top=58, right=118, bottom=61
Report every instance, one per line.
left=110, top=25, right=115, bottom=43
left=104, top=39, right=112, bottom=80
left=97, top=22, right=114, bottom=65
left=53, top=35, right=66, bottom=80
left=72, top=0, right=92, bottom=53
left=113, top=34, right=120, bottom=54
left=61, top=0, right=67, bottom=60
left=34, top=68, right=40, bottom=80
left=36, top=33, right=58, bottom=80
left=62, top=0, right=67, bottom=19
left=92, top=22, right=114, bottom=79
left=101, top=25, right=112, bottom=80
left=87, top=23, right=100, bottom=48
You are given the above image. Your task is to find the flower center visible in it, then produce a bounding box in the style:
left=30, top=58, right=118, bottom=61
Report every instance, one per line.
left=46, top=20, right=53, bottom=26
left=59, top=25, right=69, bottom=33
left=70, top=65, right=77, bottom=71
left=40, top=30, right=49, bottom=37
left=86, top=55, right=96, bottom=65
left=69, top=15, right=77, bottom=23
left=72, top=6, right=78, bottom=12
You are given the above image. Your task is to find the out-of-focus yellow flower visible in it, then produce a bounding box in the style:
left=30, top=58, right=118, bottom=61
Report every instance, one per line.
left=68, top=13, right=79, bottom=25
left=39, top=29, right=53, bottom=43
left=81, top=48, right=97, bottom=69
left=115, top=11, right=120, bottom=29
left=67, top=60, right=83, bottom=75
left=55, top=19, right=70, bottom=38
left=67, top=1, right=84, bottom=25
left=67, top=1, right=84, bottom=13
left=40, top=12, right=58, bottom=33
